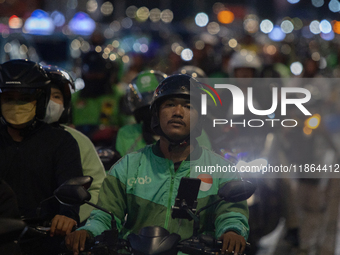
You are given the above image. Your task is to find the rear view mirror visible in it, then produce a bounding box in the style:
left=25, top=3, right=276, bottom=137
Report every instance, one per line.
left=218, top=180, right=256, bottom=203
left=54, top=185, right=91, bottom=206
left=60, top=176, right=93, bottom=190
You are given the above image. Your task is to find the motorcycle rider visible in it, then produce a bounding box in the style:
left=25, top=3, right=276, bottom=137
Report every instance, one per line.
left=65, top=74, right=249, bottom=255
left=0, top=59, right=83, bottom=254
left=115, top=70, right=168, bottom=157
left=42, top=65, right=106, bottom=224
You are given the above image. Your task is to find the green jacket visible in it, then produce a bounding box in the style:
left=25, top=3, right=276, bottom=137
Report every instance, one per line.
left=116, top=123, right=212, bottom=156
left=71, top=86, right=128, bottom=128
left=63, top=125, right=106, bottom=222
left=79, top=142, right=249, bottom=241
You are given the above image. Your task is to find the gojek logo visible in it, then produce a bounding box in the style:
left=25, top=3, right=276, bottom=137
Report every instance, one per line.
left=199, top=83, right=223, bottom=115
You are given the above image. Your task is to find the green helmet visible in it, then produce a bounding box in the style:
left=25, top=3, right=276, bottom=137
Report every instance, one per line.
left=126, top=70, right=167, bottom=113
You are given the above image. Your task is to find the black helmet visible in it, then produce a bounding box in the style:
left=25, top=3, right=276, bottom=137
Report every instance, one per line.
left=150, top=74, right=204, bottom=142
left=0, top=59, right=50, bottom=120
left=43, top=65, right=75, bottom=124
left=175, top=65, right=207, bottom=78
left=80, top=50, right=118, bottom=98
left=127, top=70, right=167, bottom=113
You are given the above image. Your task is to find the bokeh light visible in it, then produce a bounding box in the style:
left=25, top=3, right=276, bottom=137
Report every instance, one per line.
left=287, top=0, right=300, bottom=3
left=268, top=25, right=286, bottom=41
left=126, top=6, right=137, bottom=18
left=195, top=12, right=209, bottom=27
left=310, top=20, right=321, bottom=34
left=311, top=52, right=321, bottom=61
left=9, top=15, right=23, bottom=29
left=86, top=0, right=98, bottom=13
left=292, top=17, right=303, bottom=30
left=101, top=1, right=114, bottom=16
left=320, top=31, right=335, bottom=40
left=320, top=19, right=332, bottom=33
left=333, top=21, right=340, bottom=34
left=312, top=0, right=324, bottom=7
left=207, top=22, right=220, bottom=35
left=228, top=39, right=238, bottom=48
left=160, top=9, right=173, bottom=23
left=217, top=10, right=234, bottom=24
left=290, top=61, right=303, bottom=75
left=260, top=19, right=274, bottom=34
left=244, top=15, right=259, bottom=33
left=149, top=8, right=161, bottom=22
left=281, top=20, right=294, bottom=33
left=329, top=0, right=340, bottom=12
left=51, top=11, right=65, bottom=27
left=136, top=7, right=149, bottom=22
left=181, top=48, right=193, bottom=61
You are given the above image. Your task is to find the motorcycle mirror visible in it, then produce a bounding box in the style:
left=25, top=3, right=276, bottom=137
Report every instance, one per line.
left=0, top=218, right=27, bottom=245
left=59, top=176, right=93, bottom=190
left=54, top=185, right=91, bottom=206
left=218, top=180, right=256, bottom=202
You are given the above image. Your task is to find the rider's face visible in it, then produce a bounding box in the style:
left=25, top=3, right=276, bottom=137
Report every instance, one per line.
left=159, top=97, right=198, bottom=141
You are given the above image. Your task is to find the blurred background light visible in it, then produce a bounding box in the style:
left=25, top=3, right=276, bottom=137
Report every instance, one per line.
left=69, top=12, right=96, bottom=36
left=329, top=0, right=340, bottom=12
left=311, top=52, right=321, bottom=61
left=281, top=20, right=294, bottom=33
left=260, top=19, right=274, bottom=34
left=333, top=21, right=340, bottom=34
left=290, top=61, right=303, bottom=75
left=312, top=0, right=324, bottom=7
left=320, top=19, right=332, bottom=33
left=136, top=7, right=149, bottom=22
left=126, top=5, right=137, bottom=18
left=110, top=20, right=121, bottom=32
left=86, top=0, right=98, bottom=13
left=9, top=15, right=23, bottom=29
left=287, top=0, right=300, bottom=3
left=160, top=9, right=173, bottom=23
left=292, top=17, right=303, bottom=30
left=207, top=22, right=220, bottom=34
left=268, top=25, right=286, bottom=41
left=101, top=1, right=114, bottom=16
left=149, top=8, right=161, bottom=22
left=217, top=10, right=234, bottom=24
left=244, top=15, right=259, bottom=33
left=310, top=20, right=321, bottom=34
left=181, top=48, right=193, bottom=61
left=24, top=10, right=54, bottom=35
left=121, top=17, right=133, bottom=29
left=213, top=2, right=226, bottom=14
left=320, top=30, right=335, bottom=40
left=228, top=38, right=238, bottom=48
left=195, top=12, right=209, bottom=27
left=51, top=11, right=65, bottom=27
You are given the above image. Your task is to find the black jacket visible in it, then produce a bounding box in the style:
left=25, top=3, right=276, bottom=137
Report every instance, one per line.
left=0, top=121, right=83, bottom=222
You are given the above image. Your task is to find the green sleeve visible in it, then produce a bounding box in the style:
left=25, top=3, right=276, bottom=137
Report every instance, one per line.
left=78, top=160, right=128, bottom=236
left=213, top=158, right=249, bottom=240
left=214, top=200, right=249, bottom=240
left=63, top=125, right=107, bottom=223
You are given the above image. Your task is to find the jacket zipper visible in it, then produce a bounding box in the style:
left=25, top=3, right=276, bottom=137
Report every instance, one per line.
left=164, top=162, right=175, bottom=230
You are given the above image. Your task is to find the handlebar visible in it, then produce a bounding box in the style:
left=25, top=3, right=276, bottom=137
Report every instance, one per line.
left=66, top=230, right=251, bottom=255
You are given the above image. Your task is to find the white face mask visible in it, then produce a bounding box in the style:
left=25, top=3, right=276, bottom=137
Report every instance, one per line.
left=43, top=100, right=65, bottom=124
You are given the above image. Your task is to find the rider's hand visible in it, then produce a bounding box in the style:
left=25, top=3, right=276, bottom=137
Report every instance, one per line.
left=50, top=215, right=77, bottom=237
left=65, top=229, right=90, bottom=255
left=220, top=231, right=246, bottom=255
